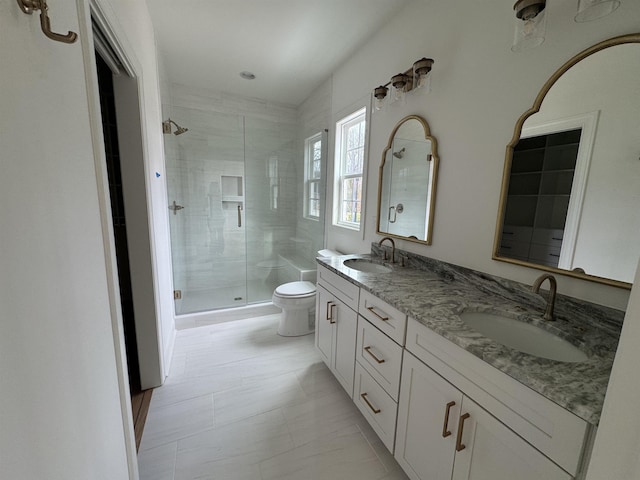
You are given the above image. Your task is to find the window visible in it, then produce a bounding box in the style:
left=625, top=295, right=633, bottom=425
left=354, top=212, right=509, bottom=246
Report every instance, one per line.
left=334, top=107, right=367, bottom=229
left=304, top=132, right=322, bottom=220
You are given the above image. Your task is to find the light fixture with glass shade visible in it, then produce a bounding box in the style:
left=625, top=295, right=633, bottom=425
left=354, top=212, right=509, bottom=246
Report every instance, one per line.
left=413, top=58, right=434, bottom=92
left=575, top=0, right=620, bottom=22
left=373, top=86, right=388, bottom=111
left=371, top=57, right=435, bottom=112
left=512, top=0, right=547, bottom=52
left=391, top=73, right=409, bottom=104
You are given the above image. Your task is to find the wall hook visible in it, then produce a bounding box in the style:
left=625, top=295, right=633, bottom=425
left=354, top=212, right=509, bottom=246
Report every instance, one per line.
left=17, top=0, right=78, bottom=44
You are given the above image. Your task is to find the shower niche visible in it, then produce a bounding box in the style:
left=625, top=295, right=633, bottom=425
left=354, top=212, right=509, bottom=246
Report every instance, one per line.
left=221, top=175, right=244, bottom=203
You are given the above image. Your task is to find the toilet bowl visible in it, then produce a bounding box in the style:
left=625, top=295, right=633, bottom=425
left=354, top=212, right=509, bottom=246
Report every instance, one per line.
left=272, top=249, right=341, bottom=337
left=272, top=281, right=316, bottom=336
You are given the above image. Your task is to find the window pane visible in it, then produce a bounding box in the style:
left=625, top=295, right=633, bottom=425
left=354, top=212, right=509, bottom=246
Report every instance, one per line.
left=341, top=177, right=362, bottom=224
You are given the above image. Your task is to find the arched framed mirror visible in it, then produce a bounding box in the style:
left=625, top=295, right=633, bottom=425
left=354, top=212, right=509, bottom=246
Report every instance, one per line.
left=493, top=33, right=640, bottom=289
left=377, top=115, right=439, bottom=244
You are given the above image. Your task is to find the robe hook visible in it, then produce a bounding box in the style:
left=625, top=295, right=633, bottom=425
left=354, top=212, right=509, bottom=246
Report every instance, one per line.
left=17, top=0, right=78, bottom=44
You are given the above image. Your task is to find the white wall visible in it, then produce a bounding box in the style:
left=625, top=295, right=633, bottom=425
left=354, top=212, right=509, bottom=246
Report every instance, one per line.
left=1, top=0, right=177, bottom=476
left=0, top=1, right=132, bottom=478
left=326, top=0, right=640, bottom=311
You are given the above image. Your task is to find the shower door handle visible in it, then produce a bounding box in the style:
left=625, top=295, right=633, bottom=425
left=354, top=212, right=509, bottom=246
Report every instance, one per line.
left=237, top=204, right=243, bottom=227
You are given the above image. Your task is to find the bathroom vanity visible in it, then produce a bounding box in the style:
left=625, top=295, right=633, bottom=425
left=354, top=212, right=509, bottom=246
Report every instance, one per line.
left=315, top=247, right=623, bottom=480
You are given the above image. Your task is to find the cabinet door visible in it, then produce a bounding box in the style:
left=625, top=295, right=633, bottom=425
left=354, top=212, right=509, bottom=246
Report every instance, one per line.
left=395, top=352, right=463, bottom=480
left=452, top=397, right=571, bottom=480
left=332, top=297, right=358, bottom=397
left=315, top=285, right=333, bottom=368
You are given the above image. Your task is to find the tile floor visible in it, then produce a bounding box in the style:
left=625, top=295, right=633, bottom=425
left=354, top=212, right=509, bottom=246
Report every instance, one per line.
left=138, top=314, right=409, bottom=480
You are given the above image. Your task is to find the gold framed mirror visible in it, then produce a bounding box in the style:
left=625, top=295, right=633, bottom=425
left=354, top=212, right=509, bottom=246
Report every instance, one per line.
left=376, top=115, right=439, bottom=245
left=493, top=33, right=640, bottom=289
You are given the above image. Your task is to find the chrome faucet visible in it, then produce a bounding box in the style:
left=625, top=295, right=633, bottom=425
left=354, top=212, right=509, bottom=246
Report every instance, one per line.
left=378, top=237, right=396, bottom=263
left=531, top=274, right=557, bottom=321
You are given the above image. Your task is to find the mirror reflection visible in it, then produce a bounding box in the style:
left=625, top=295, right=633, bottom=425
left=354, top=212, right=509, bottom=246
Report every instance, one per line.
left=377, top=115, right=439, bottom=244
left=495, top=35, right=640, bottom=287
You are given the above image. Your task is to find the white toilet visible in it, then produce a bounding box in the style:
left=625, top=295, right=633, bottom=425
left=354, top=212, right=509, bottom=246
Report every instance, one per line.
left=272, top=249, right=341, bottom=337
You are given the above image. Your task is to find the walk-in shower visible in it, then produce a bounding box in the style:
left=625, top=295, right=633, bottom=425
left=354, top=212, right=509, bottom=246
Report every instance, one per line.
left=164, top=104, right=326, bottom=315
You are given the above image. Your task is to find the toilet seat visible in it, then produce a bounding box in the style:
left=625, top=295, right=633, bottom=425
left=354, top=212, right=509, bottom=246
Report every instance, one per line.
left=274, top=281, right=315, bottom=298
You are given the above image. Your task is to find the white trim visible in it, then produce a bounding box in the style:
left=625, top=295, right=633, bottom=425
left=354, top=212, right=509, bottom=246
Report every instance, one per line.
left=521, top=110, right=599, bottom=271
left=333, top=106, right=368, bottom=231
left=77, top=1, right=139, bottom=477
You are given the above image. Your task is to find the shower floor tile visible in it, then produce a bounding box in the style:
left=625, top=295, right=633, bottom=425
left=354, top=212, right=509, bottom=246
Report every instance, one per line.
left=137, top=314, right=408, bottom=480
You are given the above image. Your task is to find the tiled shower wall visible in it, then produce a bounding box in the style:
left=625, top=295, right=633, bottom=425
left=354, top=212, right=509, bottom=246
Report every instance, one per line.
left=163, top=83, right=328, bottom=314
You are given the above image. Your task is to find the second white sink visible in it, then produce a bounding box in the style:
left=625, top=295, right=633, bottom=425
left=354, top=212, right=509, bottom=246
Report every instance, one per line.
left=460, top=311, right=588, bottom=363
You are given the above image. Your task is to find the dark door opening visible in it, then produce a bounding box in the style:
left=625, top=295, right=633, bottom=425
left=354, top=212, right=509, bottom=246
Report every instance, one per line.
left=95, top=53, right=151, bottom=448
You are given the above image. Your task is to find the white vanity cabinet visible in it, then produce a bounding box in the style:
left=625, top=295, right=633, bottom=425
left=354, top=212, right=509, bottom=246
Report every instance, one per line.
left=395, top=352, right=571, bottom=480
left=400, top=317, right=591, bottom=479
left=316, top=266, right=360, bottom=397
left=315, top=263, right=592, bottom=480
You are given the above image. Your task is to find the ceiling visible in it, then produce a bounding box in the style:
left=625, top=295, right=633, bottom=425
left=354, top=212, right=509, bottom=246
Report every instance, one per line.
left=146, top=0, right=411, bottom=106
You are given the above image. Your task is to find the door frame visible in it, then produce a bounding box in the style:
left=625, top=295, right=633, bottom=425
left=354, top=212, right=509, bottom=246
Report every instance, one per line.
left=77, top=0, right=170, bottom=476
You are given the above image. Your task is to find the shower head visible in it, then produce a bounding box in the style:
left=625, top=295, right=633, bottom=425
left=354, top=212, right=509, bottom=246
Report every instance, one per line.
left=163, top=118, right=189, bottom=136
left=393, top=147, right=405, bottom=159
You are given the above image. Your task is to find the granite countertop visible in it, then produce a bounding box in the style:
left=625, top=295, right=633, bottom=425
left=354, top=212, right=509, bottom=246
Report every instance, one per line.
left=317, top=250, right=625, bottom=426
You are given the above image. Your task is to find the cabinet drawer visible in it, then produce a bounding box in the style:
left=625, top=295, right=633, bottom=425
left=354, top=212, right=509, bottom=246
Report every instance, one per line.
left=529, top=243, right=561, bottom=266
left=356, top=318, right=404, bottom=400
left=498, top=239, right=530, bottom=260
left=359, top=289, right=407, bottom=345
left=317, top=265, right=359, bottom=310
left=501, top=225, right=533, bottom=243
left=405, top=318, right=589, bottom=476
left=354, top=362, right=398, bottom=453
left=532, top=228, right=564, bottom=247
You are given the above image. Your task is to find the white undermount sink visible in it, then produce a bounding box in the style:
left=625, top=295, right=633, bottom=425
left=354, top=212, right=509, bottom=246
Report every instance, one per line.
left=342, top=258, right=393, bottom=273
left=460, top=311, right=589, bottom=363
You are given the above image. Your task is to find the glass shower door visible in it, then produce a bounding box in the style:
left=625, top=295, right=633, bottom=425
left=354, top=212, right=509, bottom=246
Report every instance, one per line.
left=166, top=108, right=248, bottom=314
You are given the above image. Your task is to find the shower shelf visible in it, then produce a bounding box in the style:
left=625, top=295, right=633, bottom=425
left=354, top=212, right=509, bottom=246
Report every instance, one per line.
left=222, top=196, right=244, bottom=203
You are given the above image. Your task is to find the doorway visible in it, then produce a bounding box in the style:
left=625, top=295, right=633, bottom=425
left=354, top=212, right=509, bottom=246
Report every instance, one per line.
left=95, top=52, right=152, bottom=449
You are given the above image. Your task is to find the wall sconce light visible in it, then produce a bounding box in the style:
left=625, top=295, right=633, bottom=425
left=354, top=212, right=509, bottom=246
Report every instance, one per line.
left=391, top=73, right=410, bottom=103
left=413, top=57, right=434, bottom=91
left=511, top=0, right=621, bottom=52
left=372, top=57, right=434, bottom=111
left=373, top=86, right=389, bottom=111
left=512, top=0, right=546, bottom=52
left=575, top=0, right=620, bottom=22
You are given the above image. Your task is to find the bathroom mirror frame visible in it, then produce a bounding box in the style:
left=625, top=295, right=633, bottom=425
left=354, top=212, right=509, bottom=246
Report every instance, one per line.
left=493, top=33, right=640, bottom=290
left=376, top=115, right=439, bottom=245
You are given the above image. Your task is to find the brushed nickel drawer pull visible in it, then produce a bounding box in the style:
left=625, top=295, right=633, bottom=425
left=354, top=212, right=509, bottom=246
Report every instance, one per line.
left=360, top=393, right=381, bottom=414
left=364, top=346, right=385, bottom=364
left=367, top=306, right=389, bottom=321
left=442, top=401, right=456, bottom=438
left=455, top=413, right=470, bottom=451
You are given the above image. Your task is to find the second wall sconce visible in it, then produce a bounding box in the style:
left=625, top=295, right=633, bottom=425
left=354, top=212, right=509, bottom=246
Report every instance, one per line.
left=512, top=0, right=622, bottom=52
left=373, top=57, right=434, bottom=111
left=512, top=0, right=547, bottom=52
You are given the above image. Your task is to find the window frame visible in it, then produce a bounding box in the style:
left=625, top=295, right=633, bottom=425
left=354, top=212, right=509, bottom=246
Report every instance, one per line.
left=333, top=107, right=367, bottom=230
left=303, top=132, right=323, bottom=221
